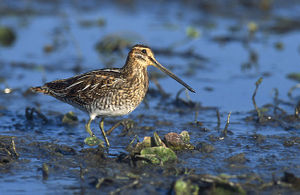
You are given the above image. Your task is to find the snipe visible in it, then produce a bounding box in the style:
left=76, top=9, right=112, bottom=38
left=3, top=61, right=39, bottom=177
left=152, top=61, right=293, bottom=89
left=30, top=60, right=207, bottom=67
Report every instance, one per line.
left=31, top=44, right=195, bottom=147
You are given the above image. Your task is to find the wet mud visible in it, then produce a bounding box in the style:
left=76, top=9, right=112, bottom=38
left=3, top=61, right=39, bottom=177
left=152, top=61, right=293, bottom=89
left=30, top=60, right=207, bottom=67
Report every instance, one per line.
left=1, top=0, right=300, bottom=194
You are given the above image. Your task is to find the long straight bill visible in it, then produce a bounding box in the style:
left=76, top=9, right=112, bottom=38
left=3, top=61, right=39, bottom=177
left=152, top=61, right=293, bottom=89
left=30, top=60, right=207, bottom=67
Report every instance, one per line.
left=150, top=58, right=195, bottom=93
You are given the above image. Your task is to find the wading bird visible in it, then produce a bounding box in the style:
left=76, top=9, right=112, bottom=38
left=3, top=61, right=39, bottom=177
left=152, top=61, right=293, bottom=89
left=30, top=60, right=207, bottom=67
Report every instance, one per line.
left=31, top=44, right=195, bottom=147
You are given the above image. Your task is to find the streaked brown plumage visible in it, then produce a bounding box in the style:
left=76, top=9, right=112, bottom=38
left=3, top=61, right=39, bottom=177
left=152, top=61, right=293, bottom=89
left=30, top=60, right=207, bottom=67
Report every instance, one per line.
left=31, top=44, right=195, bottom=147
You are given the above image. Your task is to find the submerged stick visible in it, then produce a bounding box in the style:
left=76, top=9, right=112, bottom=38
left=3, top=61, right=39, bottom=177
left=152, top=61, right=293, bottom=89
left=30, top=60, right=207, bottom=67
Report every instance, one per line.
left=110, top=180, right=139, bottom=195
left=95, top=178, right=105, bottom=189
left=11, top=138, right=19, bottom=157
left=216, top=109, right=221, bottom=128
left=42, top=163, right=49, bottom=180
left=272, top=88, right=279, bottom=116
left=106, top=120, right=123, bottom=135
left=127, top=135, right=138, bottom=149
left=25, top=107, right=48, bottom=123
left=252, top=77, right=263, bottom=122
left=80, top=165, right=85, bottom=180
left=151, top=77, right=169, bottom=98
left=288, top=83, right=300, bottom=98
left=175, top=88, right=185, bottom=101
left=295, top=101, right=300, bottom=118
left=222, top=112, right=231, bottom=137
left=194, top=111, right=199, bottom=123
left=106, top=119, right=134, bottom=136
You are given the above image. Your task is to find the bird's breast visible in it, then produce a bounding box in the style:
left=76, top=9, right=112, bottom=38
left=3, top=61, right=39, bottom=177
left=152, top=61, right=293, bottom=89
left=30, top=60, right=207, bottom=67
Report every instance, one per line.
left=90, top=71, right=149, bottom=117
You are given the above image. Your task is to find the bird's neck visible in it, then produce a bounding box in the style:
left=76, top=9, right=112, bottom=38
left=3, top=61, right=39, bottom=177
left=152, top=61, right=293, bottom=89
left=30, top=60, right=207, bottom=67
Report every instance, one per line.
left=122, top=57, right=149, bottom=93
left=122, top=58, right=148, bottom=80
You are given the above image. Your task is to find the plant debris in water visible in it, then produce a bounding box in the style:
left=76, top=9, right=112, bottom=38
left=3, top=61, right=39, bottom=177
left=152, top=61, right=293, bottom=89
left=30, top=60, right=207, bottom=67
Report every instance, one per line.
left=1, top=0, right=300, bottom=194
left=127, top=131, right=195, bottom=165
left=138, top=146, right=177, bottom=165
left=62, top=111, right=78, bottom=125
left=287, top=72, right=300, bottom=82
left=0, top=26, right=16, bottom=46
left=173, top=174, right=246, bottom=195
left=0, top=136, right=19, bottom=166
left=95, top=35, right=133, bottom=54
left=164, top=131, right=195, bottom=150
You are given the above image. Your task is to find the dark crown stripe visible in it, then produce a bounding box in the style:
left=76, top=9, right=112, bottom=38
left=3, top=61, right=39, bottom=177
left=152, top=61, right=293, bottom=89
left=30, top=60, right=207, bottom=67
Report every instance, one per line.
left=132, top=44, right=150, bottom=49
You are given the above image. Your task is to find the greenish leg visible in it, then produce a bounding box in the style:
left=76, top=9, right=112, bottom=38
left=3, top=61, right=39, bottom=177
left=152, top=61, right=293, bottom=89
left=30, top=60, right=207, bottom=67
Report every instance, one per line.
left=99, top=118, right=110, bottom=147
left=85, top=117, right=95, bottom=137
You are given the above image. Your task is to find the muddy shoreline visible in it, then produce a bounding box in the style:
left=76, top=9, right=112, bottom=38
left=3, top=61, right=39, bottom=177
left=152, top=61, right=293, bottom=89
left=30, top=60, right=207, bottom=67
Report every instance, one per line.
left=1, top=0, right=300, bottom=194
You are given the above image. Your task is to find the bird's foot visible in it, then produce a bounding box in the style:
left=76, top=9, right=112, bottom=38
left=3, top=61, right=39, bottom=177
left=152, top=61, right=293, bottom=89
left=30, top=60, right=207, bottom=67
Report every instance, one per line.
left=84, top=136, right=104, bottom=147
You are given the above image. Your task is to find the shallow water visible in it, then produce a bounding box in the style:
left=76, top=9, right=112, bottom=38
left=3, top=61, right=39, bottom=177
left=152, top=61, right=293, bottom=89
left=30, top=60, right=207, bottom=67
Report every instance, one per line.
left=1, top=0, right=300, bottom=194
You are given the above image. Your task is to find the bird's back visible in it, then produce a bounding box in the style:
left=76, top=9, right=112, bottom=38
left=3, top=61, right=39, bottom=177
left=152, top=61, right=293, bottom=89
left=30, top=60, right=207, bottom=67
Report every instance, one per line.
left=31, top=67, right=148, bottom=117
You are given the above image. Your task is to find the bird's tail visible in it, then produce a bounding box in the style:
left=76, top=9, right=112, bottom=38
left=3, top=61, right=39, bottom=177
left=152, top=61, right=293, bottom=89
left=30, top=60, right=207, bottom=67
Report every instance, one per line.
left=30, top=86, right=49, bottom=94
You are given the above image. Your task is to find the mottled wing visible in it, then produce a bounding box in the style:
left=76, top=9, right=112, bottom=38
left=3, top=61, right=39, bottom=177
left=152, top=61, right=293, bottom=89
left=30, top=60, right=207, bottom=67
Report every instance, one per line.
left=44, top=69, right=125, bottom=106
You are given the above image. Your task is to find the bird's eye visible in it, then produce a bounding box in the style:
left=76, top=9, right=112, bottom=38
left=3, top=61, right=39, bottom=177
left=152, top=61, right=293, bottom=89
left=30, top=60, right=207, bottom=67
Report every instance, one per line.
left=141, top=49, right=147, bottom=54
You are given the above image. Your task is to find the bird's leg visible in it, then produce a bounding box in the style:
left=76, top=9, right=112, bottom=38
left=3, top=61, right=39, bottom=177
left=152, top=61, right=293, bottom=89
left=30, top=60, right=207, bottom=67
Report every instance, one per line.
left=84, top=117, right=103, bottom=146
left=99, top=118, right=110, bottom=147
left=85, top=117, right=95, bottom=137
